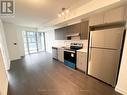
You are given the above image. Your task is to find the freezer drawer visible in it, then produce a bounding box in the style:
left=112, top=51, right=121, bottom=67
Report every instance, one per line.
left=88, top=48, right=120, bottom=87
left=90, top=27, right=124, bottom=49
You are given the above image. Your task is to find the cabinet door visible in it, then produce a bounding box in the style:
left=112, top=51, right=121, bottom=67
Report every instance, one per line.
left=58, top=48, right=61, bottom=61
left=81, top=52, right=87, bottom=72
left=77, top=52, right=82, bottom=70
left=67, top=23, right=81, bottom=35
left=77, top=51, right=87, bottom=72
left=72, top=23, right=81, bottom=34
left=55, top=27, right=67, bottom=40
left=67, top=25, right=73, bottom=35
left=80, top=21, right=89, bottom=39
left=89, top=12, right=104, bottom=26
left=55, top=29, right=61, bottom=40
left=58, top=48, right=64, bottom=62
left=104, top=7, right=124, bottom=23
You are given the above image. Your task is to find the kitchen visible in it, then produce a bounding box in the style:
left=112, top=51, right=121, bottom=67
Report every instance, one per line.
left=0, top=0, right=127, bottom=95
left=52, top=3, right=127, bottom=91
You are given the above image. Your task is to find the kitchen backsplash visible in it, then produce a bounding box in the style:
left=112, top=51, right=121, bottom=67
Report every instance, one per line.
left=53, top=40, right=88, bottom=49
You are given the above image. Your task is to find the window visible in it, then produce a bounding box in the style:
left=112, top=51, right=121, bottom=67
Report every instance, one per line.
left=23, top=31, right=45, bottom=54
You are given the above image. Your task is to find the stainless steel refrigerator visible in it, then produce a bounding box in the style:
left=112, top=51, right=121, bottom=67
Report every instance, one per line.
left=88, top=27, right=125, bottom=87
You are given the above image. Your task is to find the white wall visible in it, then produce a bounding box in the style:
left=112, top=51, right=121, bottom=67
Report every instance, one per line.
left=0, top=20, right=10, bottom=70
left=115, top=29, right=127, bottom=95
left=0, top=19, right=9, bottom=95
left=2, top=22, right=38, bottom=61
left=16, top=27, right=25, bottom=57
left=0, top=49, right=8, bottom=95
left=3, top=22, right=21, bottom=61
left=45, top=29, right=55, bottom=53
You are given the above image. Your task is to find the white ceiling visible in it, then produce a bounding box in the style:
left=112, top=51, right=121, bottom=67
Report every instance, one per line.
left=1, top=0, right=91, bottom=27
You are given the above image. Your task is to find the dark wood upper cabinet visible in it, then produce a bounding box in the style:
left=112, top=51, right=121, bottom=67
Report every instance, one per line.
left=71, top=23, right=81, bottom=34
left=55, top=21, right=89, bottom=40
left=80, top=21, right=89, bottom=39
left=55, top=27, right=67, bottom=40
left=66, top=25, right=73, bottom=35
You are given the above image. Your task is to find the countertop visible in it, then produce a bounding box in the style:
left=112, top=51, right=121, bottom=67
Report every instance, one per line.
left=52, top=46, right=87, bottom=53
left=77, top=49, right=87, bottom=53
left=52, top=46, right=70, bottom=49
left=52, top=46, right=63, bottom=49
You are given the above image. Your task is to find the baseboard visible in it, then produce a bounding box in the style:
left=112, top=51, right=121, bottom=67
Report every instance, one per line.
left=10, top=57, right=21, bottom=62
left=115, top=87, right=127, bottom=95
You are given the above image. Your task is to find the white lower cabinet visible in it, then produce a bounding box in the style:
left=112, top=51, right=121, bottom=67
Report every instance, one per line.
left=58, top=48, right=64, bottom=62
left=77, top=51, right=87, bottom=72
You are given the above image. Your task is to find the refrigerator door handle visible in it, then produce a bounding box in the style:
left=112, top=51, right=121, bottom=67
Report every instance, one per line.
left=89, top=32, right=92, bottom=63
left=90, top=32, right=93, bottom=47
left=89, top=48, right=92, bottom=62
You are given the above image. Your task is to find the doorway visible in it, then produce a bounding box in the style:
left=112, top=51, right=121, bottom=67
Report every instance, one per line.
left=23, top=31, right=46, bottom=54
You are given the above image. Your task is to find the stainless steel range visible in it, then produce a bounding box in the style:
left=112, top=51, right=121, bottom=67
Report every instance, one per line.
left=64, top=43, right=83, bottom=69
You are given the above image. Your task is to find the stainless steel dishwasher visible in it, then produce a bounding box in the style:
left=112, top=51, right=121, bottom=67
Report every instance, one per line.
left=52, top=47, right=58, bottom=60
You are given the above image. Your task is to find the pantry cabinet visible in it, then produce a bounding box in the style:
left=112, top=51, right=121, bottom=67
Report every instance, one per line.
left=89, top=6, right=125, bottom=26
left=104, top=7, right=124, bottom=23
left=89, top=12, right=104, bottom=26
left=77, top=51, right=87, bottom=72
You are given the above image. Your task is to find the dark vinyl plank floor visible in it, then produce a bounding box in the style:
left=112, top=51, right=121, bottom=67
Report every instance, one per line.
left=7, top=52, right=121, bottom=95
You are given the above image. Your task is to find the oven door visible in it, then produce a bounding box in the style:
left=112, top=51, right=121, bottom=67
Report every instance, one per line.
left=64, top=50, right=76, bottom=69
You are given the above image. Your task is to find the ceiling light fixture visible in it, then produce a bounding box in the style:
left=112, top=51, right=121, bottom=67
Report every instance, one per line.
left=61, top=12, right=65, bottom=16
left=58, top=8, right=69, bottom=17
left=66, top=9, right=69, bottom=13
